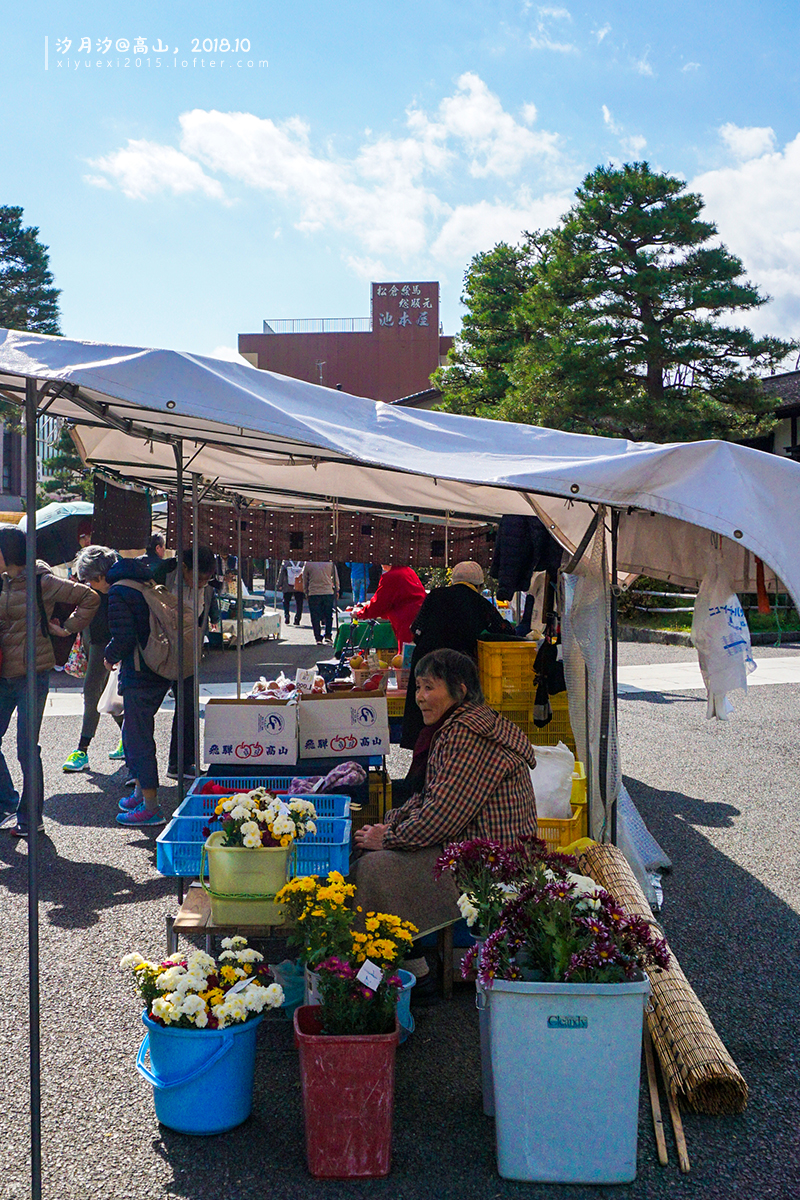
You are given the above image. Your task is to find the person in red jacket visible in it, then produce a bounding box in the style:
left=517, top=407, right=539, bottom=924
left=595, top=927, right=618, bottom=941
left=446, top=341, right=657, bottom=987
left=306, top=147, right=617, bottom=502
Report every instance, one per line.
left=353, top=564, right=426, bottom=651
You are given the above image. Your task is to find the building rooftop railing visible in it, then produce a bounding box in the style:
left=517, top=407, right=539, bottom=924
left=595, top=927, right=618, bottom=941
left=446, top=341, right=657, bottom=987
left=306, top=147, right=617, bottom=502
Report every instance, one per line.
left=263, top=317, right=373, bottom=334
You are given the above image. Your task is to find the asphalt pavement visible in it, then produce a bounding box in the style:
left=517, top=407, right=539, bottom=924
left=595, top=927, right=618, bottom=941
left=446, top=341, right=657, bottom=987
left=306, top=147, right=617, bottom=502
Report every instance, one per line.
left=1, top=622, right=799, bottom=1200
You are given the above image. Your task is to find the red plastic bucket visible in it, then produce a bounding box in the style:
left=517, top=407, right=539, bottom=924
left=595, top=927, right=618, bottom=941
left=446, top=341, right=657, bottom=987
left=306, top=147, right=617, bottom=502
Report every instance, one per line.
left=294, top=1005, right=399, bottom=1178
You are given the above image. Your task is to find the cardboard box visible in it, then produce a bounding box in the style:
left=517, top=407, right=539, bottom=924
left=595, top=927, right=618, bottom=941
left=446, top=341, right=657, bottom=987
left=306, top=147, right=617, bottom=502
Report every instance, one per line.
left=203, top=698, right=298, bottom=766
left=298, top=693, right=390, bottom=759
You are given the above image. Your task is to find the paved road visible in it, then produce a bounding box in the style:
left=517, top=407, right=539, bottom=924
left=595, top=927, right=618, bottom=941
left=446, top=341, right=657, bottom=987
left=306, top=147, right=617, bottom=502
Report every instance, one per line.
left=0, top=629, right=797, bottom=1199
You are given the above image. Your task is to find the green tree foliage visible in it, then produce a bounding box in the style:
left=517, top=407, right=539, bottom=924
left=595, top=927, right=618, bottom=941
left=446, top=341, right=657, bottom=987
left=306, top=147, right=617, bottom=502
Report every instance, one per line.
left=0, top=206, right=61, bottom=335
left=42, top=424, right=93, bottom=501
left=435, top=163, right=796, bottom=443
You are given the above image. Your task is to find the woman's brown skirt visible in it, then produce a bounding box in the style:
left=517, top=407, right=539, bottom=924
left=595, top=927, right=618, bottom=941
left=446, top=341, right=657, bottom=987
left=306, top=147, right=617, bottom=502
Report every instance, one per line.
left=350, top=847, right=460, bottom=939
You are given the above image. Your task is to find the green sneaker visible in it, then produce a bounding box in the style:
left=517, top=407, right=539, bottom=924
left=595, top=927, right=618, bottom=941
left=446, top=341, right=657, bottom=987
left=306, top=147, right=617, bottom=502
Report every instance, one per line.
left=108, top=739, right=125, bottom=760
left=63, top=749, right=89, bottom=773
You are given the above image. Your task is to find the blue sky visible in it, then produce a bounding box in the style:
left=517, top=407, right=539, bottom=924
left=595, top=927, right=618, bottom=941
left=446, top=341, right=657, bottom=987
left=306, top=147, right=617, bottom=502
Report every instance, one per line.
left=5, top=1, right=800, bottom=361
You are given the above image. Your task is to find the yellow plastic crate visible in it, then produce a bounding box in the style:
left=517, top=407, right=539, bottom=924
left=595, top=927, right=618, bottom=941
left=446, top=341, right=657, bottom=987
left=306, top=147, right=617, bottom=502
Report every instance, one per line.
left=386, top=691, right=406, bottom=720
left=494, top=691, right=576, bottom=754
left=351, top=772, right=392, bottom=832
left=478, top=640, right=540, bottom=705
left=537, top=801, right=588, bottom=853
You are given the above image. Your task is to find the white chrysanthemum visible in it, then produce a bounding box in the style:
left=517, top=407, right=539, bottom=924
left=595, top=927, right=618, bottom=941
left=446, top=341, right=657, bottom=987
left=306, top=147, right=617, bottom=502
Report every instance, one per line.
left=155, top=966, right=186, bottom=991
left=305, top=821, right=316, bottom=835
left=178, top=993, right=207, bottom=1018
left=457, top=893, right=480, bottom=928
left=243, top=828, right=262, bottom=848
left=265, top=983, right=285, bottom=1008
left=175, top=970, right=207, bottom=995
left=230, top=804, right=250, bottom=820
left=152, top=996, right=178, bottom=1024
left=187, top=950, right=216, bottom=974
left=120, top=952, right=144, bottom=970
left=242, top=983, right=283, bottom=1012
left=193, top=1009, right=208, bottom=1028
left=234, top=947, right=263, bottom=963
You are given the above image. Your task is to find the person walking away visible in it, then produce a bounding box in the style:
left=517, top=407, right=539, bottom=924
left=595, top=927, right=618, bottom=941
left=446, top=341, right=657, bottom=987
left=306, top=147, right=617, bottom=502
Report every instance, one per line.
left=347, top=562, right=370, bottom=606
left=62, top=545, right=126, bottom=772
left=301, top=561, right=339, bottom=645
left=106, top=556, right=191, bottom=826
left=277, top=559, right=305, bottom=625
left=0, top=524, right=99, bottom=838
left=352, top=563, right=426, bottom=653
left=166, top=545, right=217, bottom=780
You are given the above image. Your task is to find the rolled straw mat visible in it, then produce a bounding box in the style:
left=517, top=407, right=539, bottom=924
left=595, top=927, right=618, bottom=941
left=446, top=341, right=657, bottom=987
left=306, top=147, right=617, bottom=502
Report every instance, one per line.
left=578, top=841, right=748, bottom=1115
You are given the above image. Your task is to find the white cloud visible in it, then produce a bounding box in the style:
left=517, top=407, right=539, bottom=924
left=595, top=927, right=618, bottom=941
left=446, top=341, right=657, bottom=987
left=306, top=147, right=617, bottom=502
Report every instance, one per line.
left=719, top=123, right=776, bottom=160
left=430, top=191, right=572, bottom=262
left=633, top=48, right=654, bottom=77
left=601, top=106, right=647, bottom=158
left=692, top=132, right=800, bottom=341
left=87, top=75, right=569, bottom=266
left=682, top=61, right=700, bottom=72
left=594, top=24, right=611, bottom=43
left=529, top=5, right=577, bottom=53
left=86, top=139, right=227, bottom=201
left=345, top=254, right=389, bottom=281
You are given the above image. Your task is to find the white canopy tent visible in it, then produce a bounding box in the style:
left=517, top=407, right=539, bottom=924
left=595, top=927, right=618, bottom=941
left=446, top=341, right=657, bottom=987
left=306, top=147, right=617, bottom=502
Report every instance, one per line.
left=1, top=329, right=798, bottom=602
left=3, top=327, right=799, bottom=1198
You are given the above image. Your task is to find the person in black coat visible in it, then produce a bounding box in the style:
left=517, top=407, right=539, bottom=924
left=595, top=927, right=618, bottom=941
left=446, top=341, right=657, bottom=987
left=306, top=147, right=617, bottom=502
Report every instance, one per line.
left=400, top=561, right=511, bottom=752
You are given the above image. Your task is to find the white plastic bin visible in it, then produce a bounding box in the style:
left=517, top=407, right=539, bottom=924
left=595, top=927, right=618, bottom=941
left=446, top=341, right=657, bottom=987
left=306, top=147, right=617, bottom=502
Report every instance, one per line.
left=488, top=976, right=650, bottom=1184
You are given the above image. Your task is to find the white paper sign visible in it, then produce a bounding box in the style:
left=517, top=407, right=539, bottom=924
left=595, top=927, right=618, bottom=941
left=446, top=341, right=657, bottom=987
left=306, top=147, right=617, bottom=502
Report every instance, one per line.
left=295, top=667, right=317, bottom=694
left=204, top=698, right=298, bottom=765
left=226, top=975, right=253, bottom=996
left=298, top=695, right=389, bottom=759
left=356, top=959, right=384, bottom=991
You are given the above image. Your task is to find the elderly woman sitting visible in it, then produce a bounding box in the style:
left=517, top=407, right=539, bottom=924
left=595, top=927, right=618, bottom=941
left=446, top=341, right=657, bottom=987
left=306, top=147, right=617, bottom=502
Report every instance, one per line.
left=353, top=648, right=537, bottom=987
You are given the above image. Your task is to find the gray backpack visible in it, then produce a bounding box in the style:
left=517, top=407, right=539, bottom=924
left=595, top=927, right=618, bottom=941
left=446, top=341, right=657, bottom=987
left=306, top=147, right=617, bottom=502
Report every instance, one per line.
left=120, top=580, right=196, bottom=679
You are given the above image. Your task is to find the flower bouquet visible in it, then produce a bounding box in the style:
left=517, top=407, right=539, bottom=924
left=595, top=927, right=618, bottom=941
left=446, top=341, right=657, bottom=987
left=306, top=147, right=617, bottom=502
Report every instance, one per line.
left=275, top=870, right=357, bottom=970
left=207, top=788, right=317, bottom=847
left=121, top=935, right=285, bottom=1029
left=202, top=791, right=318, bottom=925
left=122, top=937, right=284, bottom=1135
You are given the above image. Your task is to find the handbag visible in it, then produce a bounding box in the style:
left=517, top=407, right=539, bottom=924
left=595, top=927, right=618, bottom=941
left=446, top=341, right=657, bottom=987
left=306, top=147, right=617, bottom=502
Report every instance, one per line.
left=64, top=635, right=88, bottom=678
left=97, top=667, right=124, bottom=717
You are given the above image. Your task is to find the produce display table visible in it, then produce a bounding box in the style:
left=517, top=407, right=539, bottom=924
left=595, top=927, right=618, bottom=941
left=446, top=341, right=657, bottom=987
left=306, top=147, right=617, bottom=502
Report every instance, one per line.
left=333, top=618, right=397, bottom=655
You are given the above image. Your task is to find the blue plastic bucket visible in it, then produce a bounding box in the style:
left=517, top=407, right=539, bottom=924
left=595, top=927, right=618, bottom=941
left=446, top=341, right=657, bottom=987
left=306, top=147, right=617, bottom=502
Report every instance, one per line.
left=137, top=1012, right=263, bottom=1135
left=396, top=969, right=415, bottom=1043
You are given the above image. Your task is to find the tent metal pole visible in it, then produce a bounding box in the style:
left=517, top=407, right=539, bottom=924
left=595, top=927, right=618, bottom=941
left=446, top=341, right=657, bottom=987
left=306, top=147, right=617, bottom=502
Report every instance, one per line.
left=24, top=377, right=42, bottom=1200
left=236, top=502, right=243, bottom=699
left=174, top=443, right=185, bottom=806
left=192, top=474, right=201, bottom=777
left=610, top=509, right=620, bottom=845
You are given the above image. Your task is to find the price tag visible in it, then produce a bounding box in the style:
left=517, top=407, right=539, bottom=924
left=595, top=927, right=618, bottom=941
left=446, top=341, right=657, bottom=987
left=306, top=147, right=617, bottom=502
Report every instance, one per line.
left=226, top=975, right=252, bottom=996
left=356, top=959, right=384, bottom=991
left=295, top=667, right=316, bottom=693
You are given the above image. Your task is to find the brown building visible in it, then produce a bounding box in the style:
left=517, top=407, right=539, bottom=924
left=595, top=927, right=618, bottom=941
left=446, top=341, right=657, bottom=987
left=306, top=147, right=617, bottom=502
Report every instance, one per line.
left=239, top=281, right=454, bottom=403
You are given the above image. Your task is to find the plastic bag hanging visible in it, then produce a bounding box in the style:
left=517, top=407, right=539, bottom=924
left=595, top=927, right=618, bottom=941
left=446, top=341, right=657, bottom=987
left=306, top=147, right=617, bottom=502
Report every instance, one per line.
left=691, top=550, right=756, bottom=720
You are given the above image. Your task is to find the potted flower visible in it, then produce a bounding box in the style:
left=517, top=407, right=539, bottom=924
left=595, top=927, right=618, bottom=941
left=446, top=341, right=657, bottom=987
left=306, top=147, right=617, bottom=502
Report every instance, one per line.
left=201, top=789, right=317, bottom=925
left=121, top=936, right=284, bottom=1135
left=293, top=911, right=417, bottom=1179
left=274, top=870, right=358, bottom=1004
left=437, top=836, right=670, bottom=1184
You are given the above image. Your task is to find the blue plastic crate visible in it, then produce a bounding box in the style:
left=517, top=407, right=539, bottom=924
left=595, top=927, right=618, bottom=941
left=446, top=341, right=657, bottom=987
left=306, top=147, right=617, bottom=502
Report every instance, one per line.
left=156, top=815, right=352, bottom=880
left=174, top=791, right=350, bottom=820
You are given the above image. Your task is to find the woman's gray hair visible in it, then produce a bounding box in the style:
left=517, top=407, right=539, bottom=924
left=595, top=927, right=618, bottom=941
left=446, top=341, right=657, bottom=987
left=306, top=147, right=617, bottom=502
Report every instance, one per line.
left=414, top=648, right=484, bottom=705
left=75, top=545, right=119, bottom=583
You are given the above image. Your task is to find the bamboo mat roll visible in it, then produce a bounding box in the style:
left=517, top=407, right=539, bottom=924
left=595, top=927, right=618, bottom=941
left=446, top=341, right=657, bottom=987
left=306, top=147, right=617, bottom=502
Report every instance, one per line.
left=577, top=842, right=748, bottom=1115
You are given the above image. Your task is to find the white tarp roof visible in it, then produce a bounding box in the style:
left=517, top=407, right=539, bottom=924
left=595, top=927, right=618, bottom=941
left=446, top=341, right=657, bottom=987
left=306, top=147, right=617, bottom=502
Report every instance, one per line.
left=1, top=327, right=798, bottom=604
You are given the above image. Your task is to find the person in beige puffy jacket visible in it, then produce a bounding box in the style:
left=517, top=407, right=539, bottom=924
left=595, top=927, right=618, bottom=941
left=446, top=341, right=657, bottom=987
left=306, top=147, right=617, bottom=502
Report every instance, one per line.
left=0, top=525, right=99, bottom=838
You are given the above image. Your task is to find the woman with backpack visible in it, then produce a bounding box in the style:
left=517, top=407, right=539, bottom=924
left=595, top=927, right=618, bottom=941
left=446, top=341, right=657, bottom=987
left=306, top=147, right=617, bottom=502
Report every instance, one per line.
left=0, top=524, right=99, bottom=838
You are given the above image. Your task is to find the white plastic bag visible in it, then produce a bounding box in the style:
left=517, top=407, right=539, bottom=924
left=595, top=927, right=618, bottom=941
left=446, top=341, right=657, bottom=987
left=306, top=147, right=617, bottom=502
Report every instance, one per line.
left=691, top=557, right=755, bottom=720
left=97, top=667, right=123, bottom=717
left=530, top=741, right=575, bottom=819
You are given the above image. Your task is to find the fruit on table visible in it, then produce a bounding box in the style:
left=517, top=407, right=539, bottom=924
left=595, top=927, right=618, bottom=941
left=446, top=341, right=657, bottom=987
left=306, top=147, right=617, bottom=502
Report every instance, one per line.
left=350, top=654, right=365, bottom=669
left=391, top=654, right=403, bottom=668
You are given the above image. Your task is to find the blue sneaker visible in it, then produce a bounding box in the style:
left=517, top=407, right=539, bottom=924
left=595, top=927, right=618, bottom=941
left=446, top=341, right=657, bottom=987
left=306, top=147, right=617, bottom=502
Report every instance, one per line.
left=118, top=791, right=143, bottom=812
left=116, top=804, right=166, bottom=827
left=108, top=739, right=126, bottom=761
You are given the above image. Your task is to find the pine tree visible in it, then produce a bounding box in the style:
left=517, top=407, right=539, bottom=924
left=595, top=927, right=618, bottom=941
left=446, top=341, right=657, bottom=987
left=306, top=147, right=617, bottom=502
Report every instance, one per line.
left=42, top=424, right=92, bottom=500
left=436, top=164, right=796, bottom=442
left=0, top=206, right=61, bottom=334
